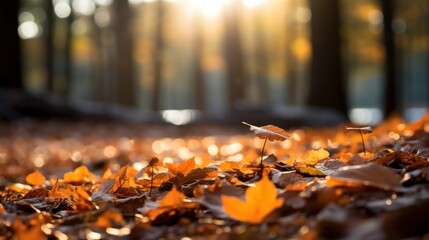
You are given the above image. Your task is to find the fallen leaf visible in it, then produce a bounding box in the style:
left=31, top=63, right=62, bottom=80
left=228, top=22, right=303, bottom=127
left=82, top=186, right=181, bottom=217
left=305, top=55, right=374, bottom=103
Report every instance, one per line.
left=305, top=148, right=330, bottom=165
left=12, top=215, right=44, bottom=240
left=242, top=122, right=289, bottom=141
left=222, top=176, right=283, bottom=223
left=195, top=180, right=244, bottom=218
left=371, top=151, right=429, bottom=172
left=96, top=208, right=126, bottom=229
left=159, top=186, right=186, bottom=207
left=165, top=157, right=196, bottom=178
left=25, top=170, right=46, bottom=186
left=326, top=163, right=402, bottom=191
left=64, top=165, right=95, bottom=183
left=143, top=186, right=199, bottom=223
left=219, top=161, right=241, bottom=173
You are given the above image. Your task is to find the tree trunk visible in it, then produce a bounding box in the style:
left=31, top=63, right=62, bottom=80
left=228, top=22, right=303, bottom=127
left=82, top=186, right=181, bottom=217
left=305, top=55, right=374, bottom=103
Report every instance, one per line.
left=152, top=0, right=164, bottom=111
left=0, top=1, right=22, bottom=89
left=381, top=0, right=399, bottom=117
left=224, top=0, right=245, bottom=110
left=192, top=12, right=204, bottom=110
left=115, top=0, right=135, bottom=106
left=308, top=0, right=347, bottom=118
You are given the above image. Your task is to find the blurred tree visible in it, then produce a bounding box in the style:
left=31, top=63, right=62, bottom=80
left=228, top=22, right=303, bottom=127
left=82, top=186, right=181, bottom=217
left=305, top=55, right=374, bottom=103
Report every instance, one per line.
left=0, top=1, right=22, bottom=89
left=152, top=0, right=164, bottom=111
left=381, top=0, right=399, bottom=117
left=224, top=0, right=246, bottom=109
left=115, top=0, right=136, bottom=106
left=192, top=11, right=204, bottom=110
left=308, top=0, right=347, bottom=117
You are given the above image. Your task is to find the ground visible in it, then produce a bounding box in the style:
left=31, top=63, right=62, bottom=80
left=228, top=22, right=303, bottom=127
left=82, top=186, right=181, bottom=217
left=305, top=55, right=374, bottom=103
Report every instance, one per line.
left=1, top=114, right=429, bottom=239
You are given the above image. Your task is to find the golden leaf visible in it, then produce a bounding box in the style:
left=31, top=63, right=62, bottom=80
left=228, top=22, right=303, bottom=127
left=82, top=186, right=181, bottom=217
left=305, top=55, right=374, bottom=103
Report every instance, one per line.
left=305, top=148, right=330, bottom=165
left=64, top=165, right=95, bottom=183
left=222, top=176, right=283, bottom=223
left=25, top=170, right=46, bottom=186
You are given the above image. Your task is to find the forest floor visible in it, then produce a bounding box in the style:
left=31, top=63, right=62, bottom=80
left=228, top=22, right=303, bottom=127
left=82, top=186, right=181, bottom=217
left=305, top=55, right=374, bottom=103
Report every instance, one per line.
left=1, top=114, right=429, bottom=239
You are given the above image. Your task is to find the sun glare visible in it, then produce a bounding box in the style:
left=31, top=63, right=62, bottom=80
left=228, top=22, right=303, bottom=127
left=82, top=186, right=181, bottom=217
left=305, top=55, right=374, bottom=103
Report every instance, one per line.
left=192, top=0, right=229, bottom=17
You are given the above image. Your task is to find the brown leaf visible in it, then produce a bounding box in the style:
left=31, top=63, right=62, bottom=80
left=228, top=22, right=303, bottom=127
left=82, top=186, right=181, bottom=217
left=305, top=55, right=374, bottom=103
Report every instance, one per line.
left=242, top=122, right=289, bottom=141
left=195, top=180, right=244, bottom=218
left=326, top=163, right=402, bottom=191
left=372, top=151, right=429, bottom=172
left=345, top=126, right=373, bottom=134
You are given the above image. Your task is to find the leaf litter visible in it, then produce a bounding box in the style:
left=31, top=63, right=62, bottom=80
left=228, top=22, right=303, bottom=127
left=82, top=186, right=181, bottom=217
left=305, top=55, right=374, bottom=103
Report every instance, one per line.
left=0, top=113, right=429, bottom=239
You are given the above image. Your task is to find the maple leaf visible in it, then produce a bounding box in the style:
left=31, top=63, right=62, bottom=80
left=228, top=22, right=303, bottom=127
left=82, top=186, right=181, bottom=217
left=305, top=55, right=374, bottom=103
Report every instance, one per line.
left=143, top=186, right=199, bottom=223
left=165, top=157, right=196, bottom=178
left=242, top=122, right=289, bottom=141
left=222, top=176, right=283, bottom=223
left=25, top=170, right=46, bottom=186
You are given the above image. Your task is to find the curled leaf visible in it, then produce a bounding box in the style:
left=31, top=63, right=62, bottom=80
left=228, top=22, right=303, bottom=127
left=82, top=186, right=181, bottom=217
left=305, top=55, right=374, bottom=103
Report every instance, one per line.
left=242, top=122, right=289, bottom=141
left=345, top=126, right=373, bottom=134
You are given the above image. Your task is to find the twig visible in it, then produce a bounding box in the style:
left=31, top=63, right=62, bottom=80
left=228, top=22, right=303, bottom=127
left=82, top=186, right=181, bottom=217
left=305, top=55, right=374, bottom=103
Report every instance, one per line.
left=260, top=138, right=268, bottom=179
left=149, top=164, right=154, bottom=197
left=358, top=130, right=366, bottom=155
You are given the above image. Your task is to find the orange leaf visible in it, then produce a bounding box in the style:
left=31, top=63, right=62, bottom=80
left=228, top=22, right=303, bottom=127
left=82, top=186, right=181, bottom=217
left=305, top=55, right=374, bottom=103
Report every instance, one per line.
left=219, top=161, right=241, bottom=172
left=165, top=157, right=196, bottom=177
left=159, top=186, right=186, bottom=207
left=64, top=165, right=95, bottom=183
left=242, top=122, right=289, bottom=141
left=222, top=176, right=283, bottom=223
left=96, top=208, right=126, bottom=229
left=25, top=170, right=46, bottom=186
left=305, top=148, right=330, bottom=165
left=111, top=165, right=138, bottom=193
left=0, top=203, right=5, bottom=213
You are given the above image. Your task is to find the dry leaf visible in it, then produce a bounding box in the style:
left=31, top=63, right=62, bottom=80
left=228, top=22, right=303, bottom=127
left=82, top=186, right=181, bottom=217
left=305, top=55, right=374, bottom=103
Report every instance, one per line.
left=25, top=170, right=46, bottom=186
left=305, top=148, right=330, bottom=165
left=242, top=122, right=289, bottom=141
left=326, top=163, right=402, bottom=191
left=158, top=186, right=186, bottom=207
left=222, top=176, right=283, bottom=223
left=96, top=208, right=126, bottom=229
left=165, top=157, right=196, bottom=177
left=345, top=126, right=373, bottom=134
left=219, top=161, right=241, bottom=173
left=64, top=165, right=95, bottom=183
